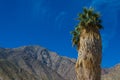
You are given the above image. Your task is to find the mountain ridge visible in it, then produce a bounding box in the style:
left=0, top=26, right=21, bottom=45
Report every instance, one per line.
left=0, top=45, right=119, bottom=80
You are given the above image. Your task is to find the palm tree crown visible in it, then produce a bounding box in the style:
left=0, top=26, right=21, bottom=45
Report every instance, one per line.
left=71, top=7, right=103, bottom=49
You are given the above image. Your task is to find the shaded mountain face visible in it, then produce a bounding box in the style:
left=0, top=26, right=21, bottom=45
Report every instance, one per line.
left=0, top=46, right=119, bottom=80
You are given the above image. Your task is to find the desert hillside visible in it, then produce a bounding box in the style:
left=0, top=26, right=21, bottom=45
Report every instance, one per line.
left=0, top=46, right=119, bottom=80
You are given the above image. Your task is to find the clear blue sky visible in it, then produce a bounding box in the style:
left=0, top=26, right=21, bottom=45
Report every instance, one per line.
left=0, top=0, right=120, bottom=68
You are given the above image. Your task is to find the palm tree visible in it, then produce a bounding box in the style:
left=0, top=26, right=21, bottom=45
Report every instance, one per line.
left=71, top=7, right=103, bottom=80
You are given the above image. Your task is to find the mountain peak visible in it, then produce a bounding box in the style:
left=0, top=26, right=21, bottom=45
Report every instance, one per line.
left=12, top=45, right=45, bottom=50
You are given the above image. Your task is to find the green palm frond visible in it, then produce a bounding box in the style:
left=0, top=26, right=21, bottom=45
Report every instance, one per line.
left=71, top=7, right=103, bottom=49
left=83, top=7, right=88, bottom=14
left=88, top=8, right=94, bottom=17
left=93, top=12, right=100, bottom=18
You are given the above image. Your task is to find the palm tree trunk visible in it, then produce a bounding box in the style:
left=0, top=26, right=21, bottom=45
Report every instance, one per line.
left=75, top=29, right=102, bottom=80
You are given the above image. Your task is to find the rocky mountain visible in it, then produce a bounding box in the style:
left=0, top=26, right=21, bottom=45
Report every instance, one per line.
left=102, top=64, right=120, bottom=80
left=0, top=45, right=119, bottom=80
left=0, top=46, right=76, bottom=80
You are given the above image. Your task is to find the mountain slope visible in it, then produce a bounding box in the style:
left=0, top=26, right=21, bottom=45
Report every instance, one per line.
left=0, top=45, right=119, bottom=80
left=0, top=59, right=37, bottom=80
left=102, top=64, right=120, bottom=80
left=0, top=46, right=75, bottom=80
